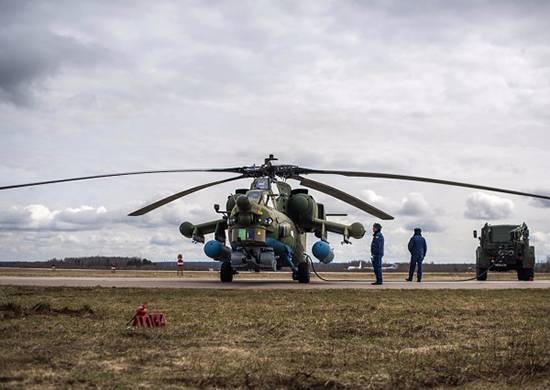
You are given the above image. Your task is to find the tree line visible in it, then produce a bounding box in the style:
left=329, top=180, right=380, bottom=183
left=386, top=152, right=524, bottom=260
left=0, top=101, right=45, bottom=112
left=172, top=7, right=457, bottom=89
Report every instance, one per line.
left=49, top=256, right=154, bottom=268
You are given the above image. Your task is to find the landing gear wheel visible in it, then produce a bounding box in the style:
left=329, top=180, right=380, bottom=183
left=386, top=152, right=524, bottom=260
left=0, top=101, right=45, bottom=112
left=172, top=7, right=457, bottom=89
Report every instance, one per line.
left=220, top=262, right=233, bottom=283
left=297, top=262, right=310, bottom=284
left=476, top=267, right=488, bottom=281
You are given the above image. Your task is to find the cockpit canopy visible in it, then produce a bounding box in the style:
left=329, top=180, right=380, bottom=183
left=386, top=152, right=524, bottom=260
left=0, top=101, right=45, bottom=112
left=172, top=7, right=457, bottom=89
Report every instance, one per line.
left=251, top=177, right=270, bottom=190
left=246, top=190, right=266, bottom=205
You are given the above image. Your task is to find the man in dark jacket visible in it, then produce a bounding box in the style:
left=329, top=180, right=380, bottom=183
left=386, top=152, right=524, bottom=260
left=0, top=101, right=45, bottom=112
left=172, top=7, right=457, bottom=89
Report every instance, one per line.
left=407, top=228, right=427, bottom=282
left=371, top=223, right=384, bottom=285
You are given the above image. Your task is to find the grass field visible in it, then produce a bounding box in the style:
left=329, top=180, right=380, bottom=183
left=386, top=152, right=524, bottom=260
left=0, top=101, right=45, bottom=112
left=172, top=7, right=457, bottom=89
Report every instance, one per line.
left=2, top=267, right=549, bottom=281
left=1, top=286, right=549, bottom=389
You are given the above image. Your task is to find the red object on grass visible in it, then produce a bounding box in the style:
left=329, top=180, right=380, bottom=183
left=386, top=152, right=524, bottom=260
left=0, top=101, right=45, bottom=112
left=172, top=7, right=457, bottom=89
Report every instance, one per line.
left=131, top=304, right=166, bottom=328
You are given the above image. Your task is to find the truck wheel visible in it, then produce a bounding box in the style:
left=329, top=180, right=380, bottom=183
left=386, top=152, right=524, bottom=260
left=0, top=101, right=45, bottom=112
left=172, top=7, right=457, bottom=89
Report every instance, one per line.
left=220, top=262, right=233, bottom=283
left=517, top=267, right=527, bottom=281
left=297, top=262, right=310, bottom=284
left=517, top=267, right=534, bottom=281
left=476, top=267, right=488, bottom=281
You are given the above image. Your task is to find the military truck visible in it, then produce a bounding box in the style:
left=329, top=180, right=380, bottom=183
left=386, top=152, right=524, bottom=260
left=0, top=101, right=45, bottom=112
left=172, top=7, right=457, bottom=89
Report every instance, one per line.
left=473, top=223, right=535, bottom=281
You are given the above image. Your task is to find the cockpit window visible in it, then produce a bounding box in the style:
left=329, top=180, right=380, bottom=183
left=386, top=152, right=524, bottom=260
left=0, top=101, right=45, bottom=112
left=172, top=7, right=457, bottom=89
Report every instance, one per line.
left=253, top=178, right=270, bottom=190
left=247, top=190, right=264, bottom=204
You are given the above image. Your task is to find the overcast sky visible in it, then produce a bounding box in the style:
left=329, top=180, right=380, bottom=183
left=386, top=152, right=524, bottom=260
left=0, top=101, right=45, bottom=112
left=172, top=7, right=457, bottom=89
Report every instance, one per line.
left=1, top=0, right=550, bottom=263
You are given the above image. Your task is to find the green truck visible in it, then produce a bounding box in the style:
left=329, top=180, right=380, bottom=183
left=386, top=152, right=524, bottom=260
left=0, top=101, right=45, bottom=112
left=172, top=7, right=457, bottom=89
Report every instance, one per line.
left=474, top=223, right=535, bottom=281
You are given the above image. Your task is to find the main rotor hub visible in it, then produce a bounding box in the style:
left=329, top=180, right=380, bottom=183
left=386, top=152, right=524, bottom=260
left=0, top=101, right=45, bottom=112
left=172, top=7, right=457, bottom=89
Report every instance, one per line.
left=240, top=155, right=305, bottom=179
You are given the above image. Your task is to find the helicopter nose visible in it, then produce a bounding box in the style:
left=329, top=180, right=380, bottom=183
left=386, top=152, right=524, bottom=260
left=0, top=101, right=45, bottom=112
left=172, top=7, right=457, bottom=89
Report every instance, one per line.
left=238, top=213, right=253, bottom=226
left=236, top=195, right=251, bottom=211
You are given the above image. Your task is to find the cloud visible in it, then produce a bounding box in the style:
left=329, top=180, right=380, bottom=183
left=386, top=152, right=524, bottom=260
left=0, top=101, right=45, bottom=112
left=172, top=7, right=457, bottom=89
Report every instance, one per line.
left=149, top=233, right=179, bottom=246
left=399, top=194, right=446, bottom=232
left=125, top=196, right=213, bottom=229
left=0, top=205, right=53, bottom=230
left=404, top=218, right=445, bottom=233
left=0, top=2, right=111, bottom=106
left=0, top=28, right=108, bottom=106
left=361, top=189, right=387, bottom=204
left=464, top=192, right=514, bottom=220
left=360, top=190, right=399, bottom=212
left=528, top=190, right=550, bottom=208
left=56, top=206, right=109, bottom=225
left=531, top=232, right=550, bottom=260
left=398, top=193, right=430, bottom=216
left=384, top=192, right=445, bottom=232
left=359, top=190, right=446, bottom=232
left=531, top=231, right=550, bottom=244
left=0, top=204, right=113, bottom=231
left=362, top=191, right=435, bottom=217
left=0, top=198, right=213, bottom=233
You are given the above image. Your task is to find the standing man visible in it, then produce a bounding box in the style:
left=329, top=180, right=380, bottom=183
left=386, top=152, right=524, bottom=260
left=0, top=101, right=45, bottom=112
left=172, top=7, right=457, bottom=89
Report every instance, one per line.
left=371, top=223, right=384, bottom=285
left=176, top=253, right=184, bottom=276
left=406, top=228, right=427, bottom=282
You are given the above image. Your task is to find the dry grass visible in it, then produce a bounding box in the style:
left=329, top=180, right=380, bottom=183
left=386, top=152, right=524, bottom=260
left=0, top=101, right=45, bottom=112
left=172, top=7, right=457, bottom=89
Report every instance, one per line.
left=0, top=286, right=549, bottom=389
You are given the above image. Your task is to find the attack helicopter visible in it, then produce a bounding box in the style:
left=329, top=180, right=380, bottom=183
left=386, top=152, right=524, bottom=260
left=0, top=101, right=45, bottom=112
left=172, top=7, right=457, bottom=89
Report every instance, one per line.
left=1, top=154, right=549, bottom=283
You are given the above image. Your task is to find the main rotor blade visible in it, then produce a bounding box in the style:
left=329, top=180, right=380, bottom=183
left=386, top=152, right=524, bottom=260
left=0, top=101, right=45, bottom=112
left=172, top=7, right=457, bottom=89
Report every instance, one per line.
left=292, top=175, right=394, bottom=220
left=0, top=168, right=243, bottom=191
left=301, top=169, right=550, bottom=200
left=128, top=175, right=247, bottom=216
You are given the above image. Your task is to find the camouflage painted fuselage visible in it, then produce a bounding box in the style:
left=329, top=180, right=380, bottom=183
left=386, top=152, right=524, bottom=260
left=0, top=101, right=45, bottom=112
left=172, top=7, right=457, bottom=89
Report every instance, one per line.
left=180, top=177, right=365, bottom=271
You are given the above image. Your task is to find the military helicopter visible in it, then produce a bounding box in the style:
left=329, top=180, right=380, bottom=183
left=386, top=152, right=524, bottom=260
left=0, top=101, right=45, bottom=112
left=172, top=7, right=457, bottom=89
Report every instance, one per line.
left=1, top=154, right=549, bottom=283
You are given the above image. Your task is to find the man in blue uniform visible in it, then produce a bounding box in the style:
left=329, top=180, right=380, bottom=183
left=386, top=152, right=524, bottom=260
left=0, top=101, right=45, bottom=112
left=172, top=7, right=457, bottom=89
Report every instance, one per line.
left=406, top=228, right=427, bottom=282
left=371, top=223, right=384, bottom=285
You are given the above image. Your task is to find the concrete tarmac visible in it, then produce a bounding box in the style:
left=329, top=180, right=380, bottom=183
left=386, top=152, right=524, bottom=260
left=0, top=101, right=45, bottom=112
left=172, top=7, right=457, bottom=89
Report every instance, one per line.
left=1, top=276, right=550, bottom=289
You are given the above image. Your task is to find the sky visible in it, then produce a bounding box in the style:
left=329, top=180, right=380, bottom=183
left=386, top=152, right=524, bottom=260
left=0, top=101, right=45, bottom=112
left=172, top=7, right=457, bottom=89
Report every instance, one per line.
left=1, top=0, right=550, bottom=263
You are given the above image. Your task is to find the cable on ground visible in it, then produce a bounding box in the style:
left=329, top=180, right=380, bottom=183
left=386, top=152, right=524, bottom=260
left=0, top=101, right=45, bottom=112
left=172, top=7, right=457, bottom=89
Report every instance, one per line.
left=306, top=255, right=494, bottom=283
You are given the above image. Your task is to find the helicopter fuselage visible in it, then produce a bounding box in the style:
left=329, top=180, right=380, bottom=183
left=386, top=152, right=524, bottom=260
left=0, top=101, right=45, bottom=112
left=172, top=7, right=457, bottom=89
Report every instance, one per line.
left=179, top=177, right=366, bottom=274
